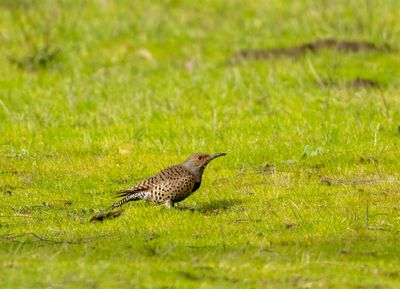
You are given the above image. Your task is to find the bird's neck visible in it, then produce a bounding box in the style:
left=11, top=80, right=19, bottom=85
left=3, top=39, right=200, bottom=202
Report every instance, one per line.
left=181, top=164, right=204, bottom=183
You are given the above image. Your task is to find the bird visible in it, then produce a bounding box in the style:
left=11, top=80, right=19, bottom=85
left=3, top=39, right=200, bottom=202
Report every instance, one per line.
left=109, top=152, right=226, bottom=209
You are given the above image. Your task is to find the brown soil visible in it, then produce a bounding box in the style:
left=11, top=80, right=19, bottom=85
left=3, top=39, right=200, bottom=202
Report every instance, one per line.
left=321, top=77, right=380, bottom=89
left=229, top=39, right=388, bottom=63
left=349, top=77, right=380, bottom=88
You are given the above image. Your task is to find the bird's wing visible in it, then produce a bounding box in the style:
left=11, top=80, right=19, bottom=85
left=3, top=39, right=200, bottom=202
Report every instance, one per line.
left=115, top=165, right=189, bottom=198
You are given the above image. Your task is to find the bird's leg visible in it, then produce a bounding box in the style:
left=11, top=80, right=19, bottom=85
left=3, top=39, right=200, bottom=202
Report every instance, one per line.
left=164, top=200, right=174, bottom=209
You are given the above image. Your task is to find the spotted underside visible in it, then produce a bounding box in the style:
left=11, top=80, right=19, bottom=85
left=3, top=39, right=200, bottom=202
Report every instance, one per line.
left=114, top=165, right=198, bottom=207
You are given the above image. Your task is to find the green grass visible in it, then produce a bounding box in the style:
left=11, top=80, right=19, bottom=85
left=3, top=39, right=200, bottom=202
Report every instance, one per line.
left=1, top=0, right=400, bottom=288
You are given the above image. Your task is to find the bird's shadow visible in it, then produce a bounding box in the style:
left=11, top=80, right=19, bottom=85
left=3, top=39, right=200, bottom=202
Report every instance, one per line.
left=177, top=198, right=242, bottom=215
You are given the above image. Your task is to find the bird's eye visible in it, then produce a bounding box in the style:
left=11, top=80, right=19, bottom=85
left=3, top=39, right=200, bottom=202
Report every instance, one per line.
left=198, top=156, right=202, bottom=160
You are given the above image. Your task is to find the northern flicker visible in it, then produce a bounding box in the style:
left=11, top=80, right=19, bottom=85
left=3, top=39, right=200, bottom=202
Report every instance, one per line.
left=110, top=152, right=226, bottom=209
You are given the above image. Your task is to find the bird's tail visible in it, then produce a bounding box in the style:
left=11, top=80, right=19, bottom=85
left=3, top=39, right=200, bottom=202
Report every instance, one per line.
left=115, top=188, right=137, bottom=198
left=107, top=193, right=142, bottom=210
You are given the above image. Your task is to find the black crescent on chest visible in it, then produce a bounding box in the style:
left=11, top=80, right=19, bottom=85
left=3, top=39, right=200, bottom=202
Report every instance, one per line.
left=192, top=182, right=201, bottom=193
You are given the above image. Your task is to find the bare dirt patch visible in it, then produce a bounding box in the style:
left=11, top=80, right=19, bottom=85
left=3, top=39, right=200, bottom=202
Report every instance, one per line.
left=229, top=38, right=389, bottom=63
left=350, top=77, right=380, bottom=89
left=321, top=77, right=381, bottom=89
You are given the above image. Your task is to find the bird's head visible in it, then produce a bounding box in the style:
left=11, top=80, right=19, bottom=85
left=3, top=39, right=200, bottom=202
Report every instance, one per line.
left=182, top=152, right=226, bottom=181
left=184, top=152, right=226, bottom=169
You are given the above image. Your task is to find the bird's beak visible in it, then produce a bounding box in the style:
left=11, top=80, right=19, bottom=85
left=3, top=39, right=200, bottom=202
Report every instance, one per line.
left=207, top=153, right=227, bottom=163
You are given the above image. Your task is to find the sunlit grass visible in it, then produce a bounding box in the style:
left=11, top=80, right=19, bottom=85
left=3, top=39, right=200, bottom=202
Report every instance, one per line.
left=1, top=0, right=400, bottom=288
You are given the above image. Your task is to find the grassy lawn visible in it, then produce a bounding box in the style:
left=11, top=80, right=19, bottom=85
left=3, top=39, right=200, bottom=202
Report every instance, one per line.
left=1, top=0, right=400, bottom=288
